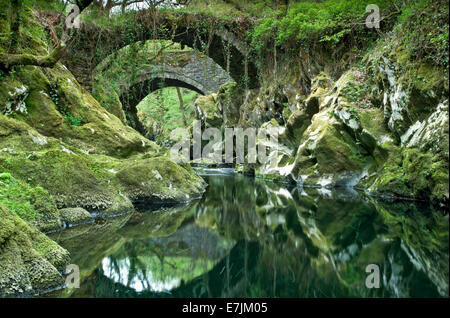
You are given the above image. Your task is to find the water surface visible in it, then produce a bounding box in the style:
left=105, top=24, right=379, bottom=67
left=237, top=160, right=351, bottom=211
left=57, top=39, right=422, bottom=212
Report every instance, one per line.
left=47, top=171, right=449, bottom=298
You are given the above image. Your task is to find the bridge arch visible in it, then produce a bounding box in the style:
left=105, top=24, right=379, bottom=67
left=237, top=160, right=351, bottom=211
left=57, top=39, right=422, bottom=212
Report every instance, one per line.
left=93, top=42, right=233, bottom=133
left=65, top=11, right=258, bottom=90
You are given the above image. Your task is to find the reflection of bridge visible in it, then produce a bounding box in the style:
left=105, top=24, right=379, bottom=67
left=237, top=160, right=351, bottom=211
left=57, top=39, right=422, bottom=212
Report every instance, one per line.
left=75, top=240, right=259, bottom=298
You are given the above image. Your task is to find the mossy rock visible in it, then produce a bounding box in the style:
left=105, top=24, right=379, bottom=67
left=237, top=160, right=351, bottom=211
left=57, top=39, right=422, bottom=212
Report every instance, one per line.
left=59, top=208, right=93, bottom=227
left=0, top=172, right=62, bottom=232
left=0, top=116, right=205, bottom=213
left=0, top=204, right=69, bottom=297
left=293, top=113, right=370, bottom=178
left=0, top=147, right=117, bottom=210
left=370, top=146, right=449, bottom=203
left=115, top=157, right=206, bottom=202
left=91, top=83, right=127, bottom=124
left=194, top=93, right=222, bottom=128
left=0, top=63, right=157, bottom=158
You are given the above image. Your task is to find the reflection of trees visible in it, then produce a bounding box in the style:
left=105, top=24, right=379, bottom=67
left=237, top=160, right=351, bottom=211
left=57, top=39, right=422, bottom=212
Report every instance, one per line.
left=193, top=175, right=448, bottom=297
left=50, top=174, right=448, bottom=298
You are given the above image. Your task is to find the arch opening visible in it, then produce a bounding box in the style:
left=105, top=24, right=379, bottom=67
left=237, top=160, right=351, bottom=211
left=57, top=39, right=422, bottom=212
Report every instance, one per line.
left=133, top=84, right=200, bottom=144
left=93, top=40, right=233, bottom=137
left=120, top=77, right=205, bottom=136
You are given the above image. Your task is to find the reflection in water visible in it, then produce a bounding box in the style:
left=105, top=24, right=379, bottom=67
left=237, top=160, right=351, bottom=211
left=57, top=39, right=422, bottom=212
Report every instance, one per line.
left=47, top=171, right=448, bottom=298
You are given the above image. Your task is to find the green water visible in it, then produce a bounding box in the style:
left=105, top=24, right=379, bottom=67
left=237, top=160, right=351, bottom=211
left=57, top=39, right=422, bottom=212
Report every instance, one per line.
left=47, top=170, right=449, bottom=298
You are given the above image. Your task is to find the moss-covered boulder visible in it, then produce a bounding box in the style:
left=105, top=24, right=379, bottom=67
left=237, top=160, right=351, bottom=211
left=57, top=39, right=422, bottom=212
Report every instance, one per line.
left=0, top=204, right=70, bottom=297
left=0, top=50, right=156, bottom=159
left=115, top=157, right=206, bottom=202
left=0, top=114, right=205, bottom=214
left=91, top=83, right=127, bottom=124
left=292, top=111, right=373, bottom=187
left=59, top=208, right=93, bottom=228
left=194, top=93, right=222, bottom=128
left=369, top=146, right=449, bottom=203
left=0, top=145, right=120, bottom=211
left=290, top=70, right=378, bottom=187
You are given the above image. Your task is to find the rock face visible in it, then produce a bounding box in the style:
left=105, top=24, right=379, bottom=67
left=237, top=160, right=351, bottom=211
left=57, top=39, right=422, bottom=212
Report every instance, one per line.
left=0, top=64, right=155, bottom=158
left=116, top=158, right=205, bottom=202
left=198, top=41, right=448, bottom=206
left=0, top=115, right=206, bottom=212
left=0, top=204, right=70, bottom=297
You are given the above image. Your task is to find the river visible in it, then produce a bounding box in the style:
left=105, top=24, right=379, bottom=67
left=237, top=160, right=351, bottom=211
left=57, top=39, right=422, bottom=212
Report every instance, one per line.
left=45, top=169, right=449, bottom=298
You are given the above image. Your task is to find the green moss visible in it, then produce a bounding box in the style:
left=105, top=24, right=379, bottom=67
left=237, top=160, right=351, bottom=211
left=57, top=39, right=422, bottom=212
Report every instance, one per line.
left=195, top=93, right=222, bottom=127
left=0, top=204, right=69, bottom=296
left=1, top=57, right=156, bottom=158
left=312, top=122, right=367, bottom=174
left=92, top=83, right=127, bottom=123
left=59, top=207, right=93, bottom=226
left=115, top=156, right=206, bottom=202
left=371, top=146, right=449, bottom=202
left=0, top=172, right=11, bottom=180
left=0, top=173, right=61, bottom=232
left=359, top=109, right=389, bottom=140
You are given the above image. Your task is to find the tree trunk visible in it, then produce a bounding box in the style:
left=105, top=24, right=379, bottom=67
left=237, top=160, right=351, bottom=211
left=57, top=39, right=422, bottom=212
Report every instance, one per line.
left=9, top=0, right=22, bottom=53
left=176, top=87, right=187, bottom=127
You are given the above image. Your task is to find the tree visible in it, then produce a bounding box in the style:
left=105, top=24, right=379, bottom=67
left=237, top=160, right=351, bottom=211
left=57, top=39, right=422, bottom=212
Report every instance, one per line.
left=176, top=87, right=187, bottom=127
left=92, top=0, right=144, bottom=15
left=90, top=0, right=191, bottom=15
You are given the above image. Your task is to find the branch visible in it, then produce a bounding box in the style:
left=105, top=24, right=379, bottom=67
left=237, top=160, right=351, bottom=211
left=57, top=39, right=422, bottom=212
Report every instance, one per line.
left=0, top=42, right=67, bottom=69
left=0, top=0, right=93, bottom=70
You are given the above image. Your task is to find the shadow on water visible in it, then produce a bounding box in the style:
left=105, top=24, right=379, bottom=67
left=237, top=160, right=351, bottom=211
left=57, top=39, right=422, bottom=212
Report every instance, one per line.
left=46, top=171, right=449, bottom=298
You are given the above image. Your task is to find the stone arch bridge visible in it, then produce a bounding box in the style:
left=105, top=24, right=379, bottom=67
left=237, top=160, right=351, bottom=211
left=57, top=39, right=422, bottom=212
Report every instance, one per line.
left=64, top=11, right=258, bottom=91
left=95, top=48, right=233, bottom=131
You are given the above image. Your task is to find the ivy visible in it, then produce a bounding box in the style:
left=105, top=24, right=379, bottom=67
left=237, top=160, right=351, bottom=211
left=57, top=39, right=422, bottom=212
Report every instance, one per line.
left=51, top=82, right=83, bottom=126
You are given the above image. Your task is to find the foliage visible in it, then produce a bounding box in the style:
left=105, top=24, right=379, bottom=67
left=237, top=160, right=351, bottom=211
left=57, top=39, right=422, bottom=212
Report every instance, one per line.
left=64, top=113, right=84, bottom=126
left=249, top=0, right=392, bottom=51
left=394, top=0, right=449, bottom=67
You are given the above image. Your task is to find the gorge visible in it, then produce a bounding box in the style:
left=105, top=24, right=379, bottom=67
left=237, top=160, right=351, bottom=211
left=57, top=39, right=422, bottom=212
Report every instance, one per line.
left=0, top=0, right=448, bottom=298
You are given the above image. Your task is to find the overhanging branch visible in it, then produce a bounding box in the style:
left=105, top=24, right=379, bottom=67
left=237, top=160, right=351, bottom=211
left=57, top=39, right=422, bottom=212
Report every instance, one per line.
left=0, top=0, right=93, bottom=70
left=0, top=42, right=67, bottom=69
